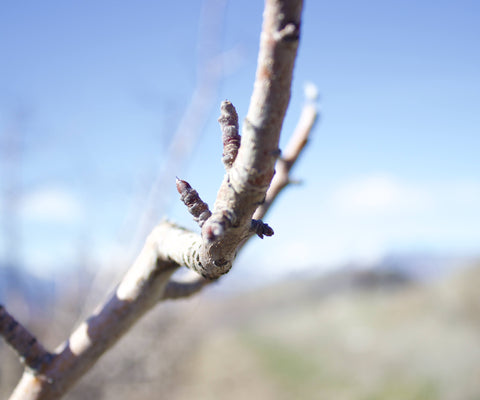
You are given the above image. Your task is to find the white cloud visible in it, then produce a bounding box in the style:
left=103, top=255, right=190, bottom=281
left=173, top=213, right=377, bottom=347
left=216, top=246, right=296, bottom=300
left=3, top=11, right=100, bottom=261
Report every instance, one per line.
left=330, top=174, right=430, bottom=215
left=21, top=186, right=84, bottom=223
left=242, top=175, right=480, bottom=280
left=436, top=180, right=480, bottom=208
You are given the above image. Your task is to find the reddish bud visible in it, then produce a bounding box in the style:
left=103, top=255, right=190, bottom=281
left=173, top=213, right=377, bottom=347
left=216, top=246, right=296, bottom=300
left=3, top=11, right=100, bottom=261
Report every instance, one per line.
left=218, top=100, right=241, bottom=168
left=176, top=177, right=212, bottom=227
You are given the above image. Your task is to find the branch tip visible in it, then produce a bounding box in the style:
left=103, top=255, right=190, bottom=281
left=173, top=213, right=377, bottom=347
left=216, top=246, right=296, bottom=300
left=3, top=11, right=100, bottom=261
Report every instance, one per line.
left=274, top=22, right=300, bottom=42
left=0, top=304, right=52, bottom=371
left=175, top=176, right=190, bottom=193
left=288, top=178, right=303, bottom=186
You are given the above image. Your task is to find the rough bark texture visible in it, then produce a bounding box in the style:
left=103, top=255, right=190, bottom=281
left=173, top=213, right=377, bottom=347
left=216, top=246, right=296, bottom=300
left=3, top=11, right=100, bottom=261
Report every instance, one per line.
left=5, top=1, right=309, bottom=399
left=199, top=0, right=303, bottom=278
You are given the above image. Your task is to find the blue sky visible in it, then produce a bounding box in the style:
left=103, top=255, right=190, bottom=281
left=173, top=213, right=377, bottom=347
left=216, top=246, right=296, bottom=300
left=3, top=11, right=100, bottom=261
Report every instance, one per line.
left=0, top=1, right=479, bottom=281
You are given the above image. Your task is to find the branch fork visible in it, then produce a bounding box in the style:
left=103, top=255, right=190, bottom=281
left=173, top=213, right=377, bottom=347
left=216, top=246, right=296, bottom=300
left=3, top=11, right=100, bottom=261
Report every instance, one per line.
left=172, top=0, right=304, bottom=279
left=176, top=98, right=278, bottom=278
left=3, top=1, right=318, bottom=399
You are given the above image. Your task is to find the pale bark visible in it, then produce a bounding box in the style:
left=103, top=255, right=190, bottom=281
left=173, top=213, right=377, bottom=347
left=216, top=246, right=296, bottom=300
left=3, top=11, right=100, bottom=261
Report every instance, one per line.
left=5, top=1, right=311, bottom=398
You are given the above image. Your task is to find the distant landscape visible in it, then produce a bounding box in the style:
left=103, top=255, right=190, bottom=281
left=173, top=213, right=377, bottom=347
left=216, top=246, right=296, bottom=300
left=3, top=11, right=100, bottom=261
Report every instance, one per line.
left=1, top=257, right=480, bottom=399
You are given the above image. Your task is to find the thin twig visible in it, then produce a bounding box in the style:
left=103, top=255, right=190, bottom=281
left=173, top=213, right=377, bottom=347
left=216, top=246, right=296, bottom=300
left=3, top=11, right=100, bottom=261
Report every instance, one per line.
left=254, top=93, right=319, bottom=220
left=250, top=219, right=274, bottom=239
left=158, top=86, right=317, bottom=299
left=196, top=0, right=304, bottom=278
left=176, top=178, right=212, bottom=227
left=162, top=275, right=209, bottom=300
left=0, top=305, right=53, bottom=372
left=9, top=235, right=178, bottom=400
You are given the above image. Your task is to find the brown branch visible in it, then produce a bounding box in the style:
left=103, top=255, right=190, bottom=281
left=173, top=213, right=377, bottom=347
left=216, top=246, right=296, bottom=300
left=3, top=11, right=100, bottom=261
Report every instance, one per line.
left=162, top=275, right=209, bottom=300
left=7, top=1, right=307, bottom=398
left=163, top=84, right=318, bottom=299
left=150, top=0, right=304, bottom=280
left=196, top=0, right=303, bottom=279
left=9, top=233, right=178, bottom=400
left=158, top=5, right=316, bottom=300
left=0, top=305, right=53, bottom=372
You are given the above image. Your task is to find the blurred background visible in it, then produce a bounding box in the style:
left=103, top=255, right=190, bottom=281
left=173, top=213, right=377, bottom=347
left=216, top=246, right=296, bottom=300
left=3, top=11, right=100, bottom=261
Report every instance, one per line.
left=1, top=1, right=479, bottom=399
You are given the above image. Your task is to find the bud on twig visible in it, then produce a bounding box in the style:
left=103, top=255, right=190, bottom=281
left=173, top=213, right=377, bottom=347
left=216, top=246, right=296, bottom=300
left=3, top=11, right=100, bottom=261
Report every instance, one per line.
left=218, top=100, right=240, bottom=168
left=250, top=219, right=274, bottom=239
left=176, top=178, right=212, bottom=227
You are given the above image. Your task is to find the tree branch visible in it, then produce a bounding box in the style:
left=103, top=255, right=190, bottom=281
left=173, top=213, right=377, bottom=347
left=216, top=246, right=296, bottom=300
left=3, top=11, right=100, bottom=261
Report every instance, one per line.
left=162, top=275, right=209, bottom=300
left=197, top=0, right=303, bottom=278
left=159, top=85, right=318, bottom=300
left=9, top=233, right=178, bottom=400
left=0, top=305, right=53, bottom=372
left=7, top=1, right=306, bottom=398
left=254, top=88, right=319, bottom=220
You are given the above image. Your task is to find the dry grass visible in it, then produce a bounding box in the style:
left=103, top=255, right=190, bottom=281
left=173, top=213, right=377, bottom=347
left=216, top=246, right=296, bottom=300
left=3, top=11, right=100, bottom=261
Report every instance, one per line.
left=2, top=264, right=480, bottom=399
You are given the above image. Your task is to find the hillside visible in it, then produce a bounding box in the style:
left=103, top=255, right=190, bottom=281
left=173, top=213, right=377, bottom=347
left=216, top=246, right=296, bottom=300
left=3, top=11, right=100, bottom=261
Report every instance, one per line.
left=2, top=263, right=480, bottom=399
left=168, top=266, right=480, bottom=400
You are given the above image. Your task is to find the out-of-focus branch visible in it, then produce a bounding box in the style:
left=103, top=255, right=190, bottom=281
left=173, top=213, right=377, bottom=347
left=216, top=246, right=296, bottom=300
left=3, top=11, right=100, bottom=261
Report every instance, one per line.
left=0, top=305, right=52, bottom=371
left=131, top=0, right=230, bottom=248
left=9, top=234, right=178, bottom=400
left=162, top=275, right=209, bottom=300
left=254, top=87, right=319, bottom=220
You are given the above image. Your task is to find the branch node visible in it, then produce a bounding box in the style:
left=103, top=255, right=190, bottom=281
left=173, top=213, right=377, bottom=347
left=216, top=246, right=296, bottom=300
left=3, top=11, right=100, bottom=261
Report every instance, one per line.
left=250, top=219, right=274, bottom=239
left=203, top=221, right=225, bottom=242
left=218, top=100, right=240, bottom=168
left=274, top=22, right=300, bottom=42
left=176, top=178, right=212, bottom=227
left=272, top=148, right=282, bottom=159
